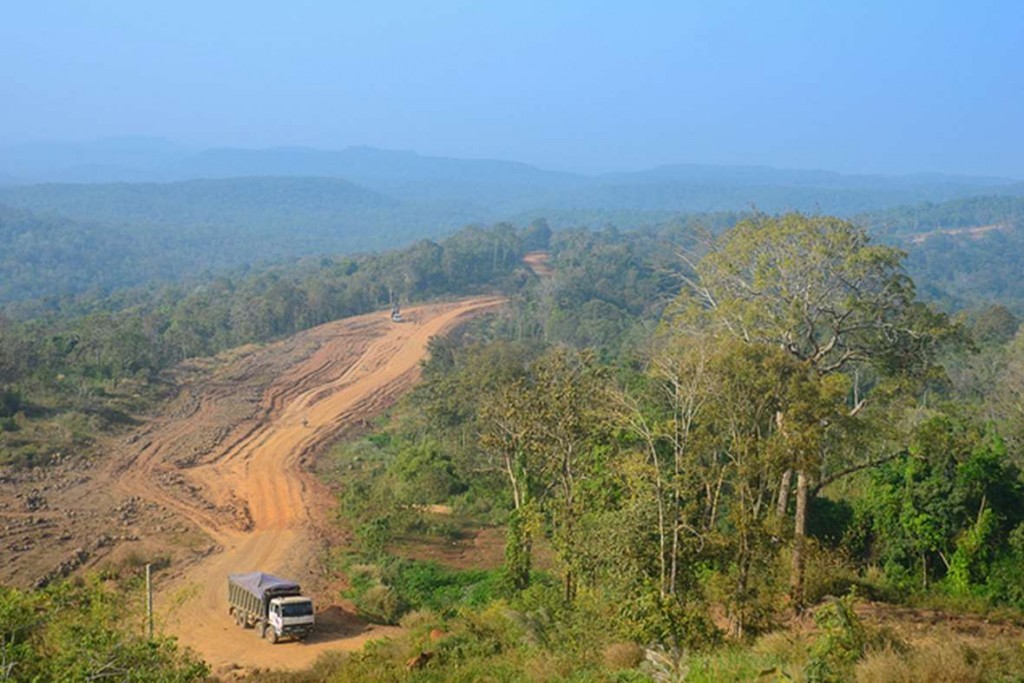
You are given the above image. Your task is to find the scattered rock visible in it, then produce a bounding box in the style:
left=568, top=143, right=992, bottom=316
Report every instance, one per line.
left=34, top=547, right=91, bottom=588
left=16, top=488, right=50, bottom=512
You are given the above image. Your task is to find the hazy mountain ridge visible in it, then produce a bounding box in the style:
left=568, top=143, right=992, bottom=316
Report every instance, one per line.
left=0, top=176, right=397, bottom=228
left=3, top=138, right=1020, bottom=215
left=3, top=139, right=1024, bottom=311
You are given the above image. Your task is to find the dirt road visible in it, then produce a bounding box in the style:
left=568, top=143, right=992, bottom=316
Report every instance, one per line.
left=112, top=297, right=503, bottom=672
left=523, top=251, right=553, bottom=279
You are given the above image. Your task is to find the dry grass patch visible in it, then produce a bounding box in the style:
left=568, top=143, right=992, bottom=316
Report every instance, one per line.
left=855, top=638, right=1024, bottom=683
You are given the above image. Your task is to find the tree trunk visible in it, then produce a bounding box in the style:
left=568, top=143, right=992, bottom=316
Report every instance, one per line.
left=790, top=470, right=809, bottom=610
left=503, top=508, right=532, bottom=590
left=776, top=469, right=793, bottom=518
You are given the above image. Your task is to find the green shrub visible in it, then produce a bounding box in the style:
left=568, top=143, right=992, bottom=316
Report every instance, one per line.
left=805, top=594, right=867, bottom=683
left=802, top=542, right=860, bottom=604
left=0, top=386, right=22, bottom=418
left=354, top=516, right=394, bottom=558
left=0, top=579, right=207, bottom=682
left=393, top=441, right=467, bottom=504
left=345, top=555, right=507, bottom=624
left=354, top=584, right=406, bottom=625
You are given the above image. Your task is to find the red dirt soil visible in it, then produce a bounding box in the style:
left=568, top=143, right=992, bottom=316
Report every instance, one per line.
left=523, top=251, right=553, bottom=279
left=141, top=299, right=507, bottom=671
left=98, top=297, right=502, bottom=672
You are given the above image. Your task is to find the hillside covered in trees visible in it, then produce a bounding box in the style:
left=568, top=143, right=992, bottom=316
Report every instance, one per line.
left=5, top=211, right=1024, bottom=681
left=859, top=196, right=1024, bottom=312
left=2, top=175, right=1024, bottom=320
left=308, top=214, right=1024, bottom=681
left=0, top=177, right=484, bottom=304
left=2, top=146, right=1023, bottom=312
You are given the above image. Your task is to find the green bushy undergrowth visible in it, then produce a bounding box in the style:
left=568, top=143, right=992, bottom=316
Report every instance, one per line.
left=0, top=577, right=207, bottom=682
left=342, top=553, right=511, bottom=624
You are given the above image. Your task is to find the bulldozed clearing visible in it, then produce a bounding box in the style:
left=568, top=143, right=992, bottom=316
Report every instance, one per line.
left=0, top=297, right=503, bottom=672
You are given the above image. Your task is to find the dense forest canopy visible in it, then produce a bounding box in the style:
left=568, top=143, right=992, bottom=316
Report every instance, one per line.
left=3, top=187, right=1023, bottom=316
left=858, top=196, right=1024, bottom=313
left=0, top=178, right=485, bottom=304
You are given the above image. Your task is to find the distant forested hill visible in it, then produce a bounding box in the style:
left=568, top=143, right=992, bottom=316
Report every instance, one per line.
left=859, top=194, right=1024, bottom=237
left=853, top=196, right=1024, bottom=312
left=164, top=150, right=1024, bottom=216
left=3, top=168, right=1024, bottom=315
left=0, top=176, right=396, bottom=234
left=0, top=178, right=487, bottom=305
left=0, top=178, right=490, bottom=301
left=0, top=205, right=177, bottom=303
left=4, top=140, right=1022, bottom=216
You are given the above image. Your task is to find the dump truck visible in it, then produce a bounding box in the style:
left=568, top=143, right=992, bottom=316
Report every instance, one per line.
left=227, top=572, right=315, bottom=643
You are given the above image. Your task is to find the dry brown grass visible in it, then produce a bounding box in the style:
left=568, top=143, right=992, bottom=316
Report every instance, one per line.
left=855, top=640, right=1022, bottom=683
left=603, top=642, right=645, bottom=670
left=853, top=606, right=1024, bottom=683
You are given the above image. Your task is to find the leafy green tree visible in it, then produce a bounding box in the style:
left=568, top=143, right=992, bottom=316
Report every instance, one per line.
left=479, top=348, right=611, bottom=597
left=856, top=416, right=1024, bottom=596
left=0, top=579, right=207, bottom=682
left=971, top=304, right=1020, bottom=345
left=676, top=212, right=950, bottom=607
left=527, top=349, right=611, bottom=601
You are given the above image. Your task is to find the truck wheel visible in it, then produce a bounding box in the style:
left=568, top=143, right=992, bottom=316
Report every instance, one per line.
left=264, top=626, right=278, bottom=644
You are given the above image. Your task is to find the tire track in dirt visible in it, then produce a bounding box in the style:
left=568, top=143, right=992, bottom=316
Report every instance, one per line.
left=111, top=297, right=503, bottom=672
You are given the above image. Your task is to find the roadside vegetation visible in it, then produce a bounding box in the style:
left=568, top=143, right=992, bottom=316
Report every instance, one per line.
left=309, top=212, right=1024, bottom=681
left=0, top=576, right=207, bottom=681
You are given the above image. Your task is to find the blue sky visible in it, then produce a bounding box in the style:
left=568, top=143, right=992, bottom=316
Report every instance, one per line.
left=2, top=0, right=1022, bottom=176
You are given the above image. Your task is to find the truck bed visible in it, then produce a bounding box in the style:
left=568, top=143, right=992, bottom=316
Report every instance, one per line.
left=228, top=572, right=301, bottom=600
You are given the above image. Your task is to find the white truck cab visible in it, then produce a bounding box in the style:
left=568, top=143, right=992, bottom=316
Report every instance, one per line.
left=266, top=596, right=315, bottom=642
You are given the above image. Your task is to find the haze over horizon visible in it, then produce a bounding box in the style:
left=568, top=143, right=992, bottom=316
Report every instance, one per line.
left=3, top=1, right=1022, bottom=178
left=4, top=137, right=1024, bottom=184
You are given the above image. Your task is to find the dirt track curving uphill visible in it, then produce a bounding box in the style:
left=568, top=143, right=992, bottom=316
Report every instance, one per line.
left=110, top=297, right=503, bottom=672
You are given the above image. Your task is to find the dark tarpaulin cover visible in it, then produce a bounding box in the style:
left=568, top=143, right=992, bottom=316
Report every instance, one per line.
left=229, top=572, right=300, bottom=599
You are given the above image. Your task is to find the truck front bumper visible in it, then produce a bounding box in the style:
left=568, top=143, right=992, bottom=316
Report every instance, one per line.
left=281, top=625, right=314, bottom=638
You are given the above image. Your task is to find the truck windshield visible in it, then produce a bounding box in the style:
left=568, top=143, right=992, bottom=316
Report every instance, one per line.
left=282, top=602, right=313, bottom=617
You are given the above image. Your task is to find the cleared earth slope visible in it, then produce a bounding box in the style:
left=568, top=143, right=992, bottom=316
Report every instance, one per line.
left=110, top=297, right=502, bottom=671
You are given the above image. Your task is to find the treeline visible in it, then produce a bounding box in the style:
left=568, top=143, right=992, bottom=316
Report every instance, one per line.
left=494, top=213, right=742, bottom=357
left=323, top=213, right=1024, bottom=681
left=6, top=189, right=1024, bottom=321
left=519, top=198, right=1024, bottom=326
